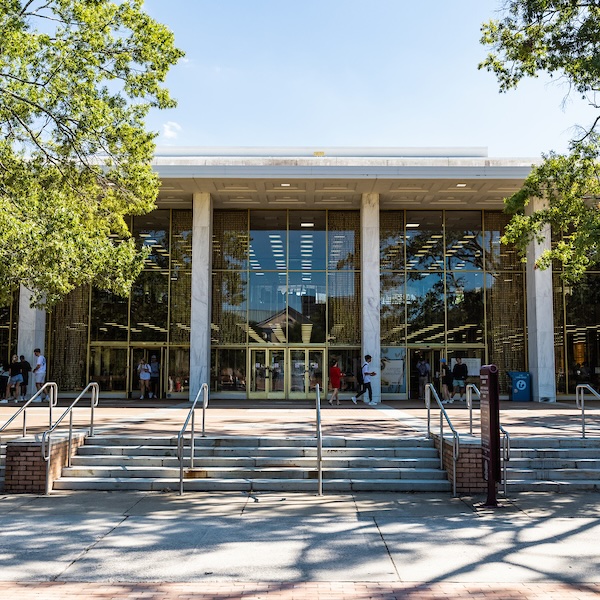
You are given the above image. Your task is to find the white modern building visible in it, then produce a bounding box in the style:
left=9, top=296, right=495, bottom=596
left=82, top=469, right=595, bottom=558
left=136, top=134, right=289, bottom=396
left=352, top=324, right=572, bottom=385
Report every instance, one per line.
left=11, top=147, right=594, bottom=403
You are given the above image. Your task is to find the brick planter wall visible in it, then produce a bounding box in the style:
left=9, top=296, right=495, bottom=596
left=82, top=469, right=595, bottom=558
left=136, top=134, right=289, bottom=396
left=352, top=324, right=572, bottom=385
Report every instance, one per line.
left=433, top=435, right=489, bottom=495
left=4, top=433, right=86, bottom=494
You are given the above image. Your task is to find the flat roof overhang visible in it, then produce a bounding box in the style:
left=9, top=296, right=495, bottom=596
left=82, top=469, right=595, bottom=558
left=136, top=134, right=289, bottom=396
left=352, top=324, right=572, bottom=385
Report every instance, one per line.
left=152, top=147, right=539, bottom=211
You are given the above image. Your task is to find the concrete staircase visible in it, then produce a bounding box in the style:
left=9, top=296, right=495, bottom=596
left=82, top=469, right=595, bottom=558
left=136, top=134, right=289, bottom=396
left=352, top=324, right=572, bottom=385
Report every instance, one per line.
left=504, top=437, right=600, bottom=492
left=52, top=435, right=452, bottom=493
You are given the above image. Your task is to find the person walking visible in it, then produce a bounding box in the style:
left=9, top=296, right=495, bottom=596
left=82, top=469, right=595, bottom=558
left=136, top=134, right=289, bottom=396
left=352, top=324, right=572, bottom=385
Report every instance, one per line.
left=32, top=348, right=47, bottom=400
left=416, top=355, right=431, bottom=401
left=327, top=359, right=344, bottom=406
left=352, top=354, right=377, bottom=406
left=149, top=355, right=160, bottom=399
left=19, top=355, right=32, bottom=402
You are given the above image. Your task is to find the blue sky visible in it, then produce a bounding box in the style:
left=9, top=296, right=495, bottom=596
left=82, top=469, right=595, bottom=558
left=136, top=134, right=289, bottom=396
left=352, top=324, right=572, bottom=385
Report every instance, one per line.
left=144, top=0, right=596, bottom=157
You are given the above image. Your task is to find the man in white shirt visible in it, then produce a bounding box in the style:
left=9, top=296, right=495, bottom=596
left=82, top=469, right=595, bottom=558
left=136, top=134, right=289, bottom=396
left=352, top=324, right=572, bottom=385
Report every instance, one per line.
left=32, top=348, right=47, bottom=400
left=352, top=354, right=377, bottom=406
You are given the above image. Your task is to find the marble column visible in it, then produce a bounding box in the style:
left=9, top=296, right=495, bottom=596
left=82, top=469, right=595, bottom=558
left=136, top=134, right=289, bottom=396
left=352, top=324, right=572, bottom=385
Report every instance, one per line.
left=525, top=198, right=556, bottom=402
left=189, top=192, right=212, bottom=402
left=17, top=286, right=47, bottom=364
left=361, top=193, right=381, bottom=404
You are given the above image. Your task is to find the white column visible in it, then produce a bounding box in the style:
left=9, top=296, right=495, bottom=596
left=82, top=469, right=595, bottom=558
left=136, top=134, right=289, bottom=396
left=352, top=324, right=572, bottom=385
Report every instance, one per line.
left=361, top=193, right=381, bottom=404
left=17, top=286, right=46, bottom=363
left=189, top=192, right=212, bottom=401
left=525, top=198, right=556, bottom=402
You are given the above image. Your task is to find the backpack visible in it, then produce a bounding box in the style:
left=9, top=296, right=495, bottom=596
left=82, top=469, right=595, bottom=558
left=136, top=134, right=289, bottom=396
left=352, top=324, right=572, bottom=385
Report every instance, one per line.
left=417, top=361, right=429, bottom=376
left=356, top=363, right=367, bottom=384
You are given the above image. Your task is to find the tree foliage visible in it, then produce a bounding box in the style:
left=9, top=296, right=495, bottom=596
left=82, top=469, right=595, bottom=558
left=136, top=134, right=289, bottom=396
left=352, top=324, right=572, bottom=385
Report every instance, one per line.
left=480, top=0, right=600, bottom=281
left=0, top=0, right=183, bottom=307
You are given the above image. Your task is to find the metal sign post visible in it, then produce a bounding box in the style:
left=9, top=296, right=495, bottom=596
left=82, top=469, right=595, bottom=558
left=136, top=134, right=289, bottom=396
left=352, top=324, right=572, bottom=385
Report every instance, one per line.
left=480, top=364, right=501, bottom=507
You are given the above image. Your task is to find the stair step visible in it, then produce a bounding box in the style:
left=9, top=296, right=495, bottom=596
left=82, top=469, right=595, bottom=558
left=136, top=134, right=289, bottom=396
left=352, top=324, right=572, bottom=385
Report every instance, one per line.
left=61, top=465, right=448, bottom=480
left=70, top=455, right=442, bottom=469
left=52, top=476, right=452, bottom=493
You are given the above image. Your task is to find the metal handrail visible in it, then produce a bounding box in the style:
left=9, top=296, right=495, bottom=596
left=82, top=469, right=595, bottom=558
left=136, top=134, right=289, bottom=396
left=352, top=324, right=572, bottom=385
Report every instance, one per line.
left=41, top=382, right=99, bottom=495
left=499, top=424, right=511, bottom=496
left=575, top=383, right=600, bottom=439
left=0, top=382, right=58, bottom=444
left=466, top=383, right=480, bottom=435
left=315, top=383, right=323, bottom=496
left=425, top=383, right=460, bottom=497
left=177, top=383, right=208, bottom=495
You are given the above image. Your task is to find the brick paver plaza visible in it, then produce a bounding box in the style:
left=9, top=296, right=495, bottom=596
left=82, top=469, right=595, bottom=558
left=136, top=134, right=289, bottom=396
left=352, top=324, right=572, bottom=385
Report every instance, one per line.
left=1, top=397, right=600, bottom=599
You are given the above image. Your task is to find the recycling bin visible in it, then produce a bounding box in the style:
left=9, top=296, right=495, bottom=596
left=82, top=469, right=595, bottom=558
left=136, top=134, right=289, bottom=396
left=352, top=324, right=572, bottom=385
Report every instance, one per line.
left=507, top=371, right=531, bottom=402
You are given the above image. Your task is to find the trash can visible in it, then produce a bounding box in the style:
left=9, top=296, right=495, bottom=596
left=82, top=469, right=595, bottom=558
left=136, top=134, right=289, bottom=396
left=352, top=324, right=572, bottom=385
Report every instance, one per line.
left=507, top=371, right=531, bottom=401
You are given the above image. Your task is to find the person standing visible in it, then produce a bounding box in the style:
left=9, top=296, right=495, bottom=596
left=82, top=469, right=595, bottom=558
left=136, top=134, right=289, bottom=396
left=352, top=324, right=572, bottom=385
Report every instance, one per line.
left=352, top=354, right=377, bottom=406
left=149, top=355, right=160, bottom=399
left=19, top=355, right=32, bottom=402
left=416, top=355, right=431, bottom=401
left=7, top=355, right=23, bottom=402
left=440, top=358, right=453, bottom=404
left=327, top=359, right=344, bottom=406
left=137, top=357, right=151, bottom=399
left=33, top=348, right=47, bottom=401
left=451, top=357, right=468, bottom=402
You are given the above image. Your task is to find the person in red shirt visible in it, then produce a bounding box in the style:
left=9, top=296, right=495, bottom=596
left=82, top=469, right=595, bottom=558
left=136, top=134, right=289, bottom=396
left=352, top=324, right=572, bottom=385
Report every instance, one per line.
left=328, top=359, right=344, bottom=406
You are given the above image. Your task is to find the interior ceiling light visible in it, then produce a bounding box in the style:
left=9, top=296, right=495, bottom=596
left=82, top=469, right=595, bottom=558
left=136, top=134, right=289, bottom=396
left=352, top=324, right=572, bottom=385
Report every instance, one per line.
left=280, top=183, right=291, bottom=187
left=301, top=223, right=314, bottom=228
left=406, top=223, right=419, bottom=228
left=456, top=183, right=467, bottom=188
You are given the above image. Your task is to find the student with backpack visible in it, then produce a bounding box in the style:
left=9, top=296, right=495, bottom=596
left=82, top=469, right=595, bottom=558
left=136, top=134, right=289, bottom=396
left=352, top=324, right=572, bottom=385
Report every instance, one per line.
left=352, top=354, right=377, bottom=406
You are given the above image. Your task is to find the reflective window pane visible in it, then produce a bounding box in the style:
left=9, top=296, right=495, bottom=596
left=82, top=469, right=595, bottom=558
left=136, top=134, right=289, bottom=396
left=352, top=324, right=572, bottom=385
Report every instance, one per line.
left=133, top=210, right=170, bottom=270
left=248, top=271, right=287, bottom=343
left=91, top=289, right=128, bottom=341
left=446, top=272, right=484, bottom=344
left=287, top=272, right=326, bottom=343
left=483, top=212, right=522, bottom=271
left=212, top=348, right=247, bottom=392
left=380, top=211, right=405, bottom=270
left=328, top=272, right=361, bottom=344
left=381, top=272, right=406, bottom=345
left=249, top=211, right=287, bottom=272
left=328, top=211, right=360, bottom=270
left=130, top=271, right=169, bottom=342
left=289, top=212, right=326, bottom=271
left=212, top=210, right=248, bottom=270
left=486, top=272, right=526, bottom=392
left=211, top=270, right=247, bottom=344
left=406, top=211, right=444, bottom=271
left=89, top=346, right=127, bottom=392
left=406, top=272, right=445, bottom=343
left=445, top=211, right=483, bottom=271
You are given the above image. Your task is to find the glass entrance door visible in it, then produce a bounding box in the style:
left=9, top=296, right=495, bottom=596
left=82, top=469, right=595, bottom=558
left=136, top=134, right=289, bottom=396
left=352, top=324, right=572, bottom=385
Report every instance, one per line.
left=408, top=349, right=442, bottom=401
left=130, top=347, right=165, bottom=399
left=249, top=348, right=324, bottom=399
left=249, top=349, right=285, bottom=399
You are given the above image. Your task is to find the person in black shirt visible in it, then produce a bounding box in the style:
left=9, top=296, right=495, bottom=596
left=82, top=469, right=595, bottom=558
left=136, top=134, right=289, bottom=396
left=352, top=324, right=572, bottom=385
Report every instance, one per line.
left=7, top=354, right=23, bottom=402
left=451, top=357, right=468, bottom=402
left=19, top=355, right=32, bottom=402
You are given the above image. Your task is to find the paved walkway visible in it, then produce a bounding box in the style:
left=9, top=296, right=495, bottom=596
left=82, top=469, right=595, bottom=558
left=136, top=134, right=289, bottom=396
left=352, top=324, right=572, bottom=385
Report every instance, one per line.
left=1, top=490, right=600, bottom=598
left=2, top=398, right=600, bottom=598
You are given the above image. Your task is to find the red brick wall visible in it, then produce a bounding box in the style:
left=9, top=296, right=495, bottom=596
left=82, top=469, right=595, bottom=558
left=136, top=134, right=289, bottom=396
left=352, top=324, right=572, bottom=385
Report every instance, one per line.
left=4, top=433, right=86, bottom=494
left=434, top=436, right=489, bottom=494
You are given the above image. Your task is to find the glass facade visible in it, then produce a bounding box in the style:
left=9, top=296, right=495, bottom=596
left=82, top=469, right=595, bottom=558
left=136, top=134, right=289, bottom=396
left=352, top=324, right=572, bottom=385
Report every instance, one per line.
left=211, top=209, right=362, bottom=395
left=42, top=203, right=599, bottom=400
left=381, top=210, right=526, bottom=394
left=47, top=209, right=192, bottom=396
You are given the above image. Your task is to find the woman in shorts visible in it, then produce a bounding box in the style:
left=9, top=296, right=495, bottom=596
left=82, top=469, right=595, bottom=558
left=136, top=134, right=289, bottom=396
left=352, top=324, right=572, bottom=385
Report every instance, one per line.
left=7, top=354, right=23, bottom=402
